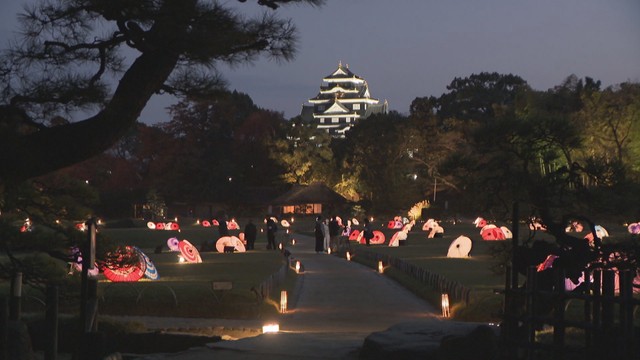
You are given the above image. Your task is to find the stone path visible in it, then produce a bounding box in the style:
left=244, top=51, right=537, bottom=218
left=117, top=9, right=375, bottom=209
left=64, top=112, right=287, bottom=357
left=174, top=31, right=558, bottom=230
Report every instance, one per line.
left=132, top=234, right=438, bottom=359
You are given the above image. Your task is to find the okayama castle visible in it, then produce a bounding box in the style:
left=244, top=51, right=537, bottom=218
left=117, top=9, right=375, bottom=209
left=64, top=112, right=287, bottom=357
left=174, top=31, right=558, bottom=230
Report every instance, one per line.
left=301, top=62, right=388, bottom=138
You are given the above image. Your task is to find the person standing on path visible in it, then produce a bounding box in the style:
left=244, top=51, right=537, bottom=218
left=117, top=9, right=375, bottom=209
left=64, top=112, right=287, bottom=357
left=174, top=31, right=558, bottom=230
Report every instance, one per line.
left=266, top=217, right=277, bottom=250
left=322, top=218, right=330, bottom=252
left=314, top=216, right=324, bottom=253
left=244, top=219, right=257, bottom=250
left=363, top=218, right=373, bottom=246
left=328, top=216, right=340, bottom=252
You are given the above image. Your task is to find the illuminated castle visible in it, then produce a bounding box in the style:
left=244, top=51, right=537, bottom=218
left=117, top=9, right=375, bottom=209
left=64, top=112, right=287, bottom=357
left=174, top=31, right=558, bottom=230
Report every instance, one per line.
left=301, top=62, right=388, bottom=137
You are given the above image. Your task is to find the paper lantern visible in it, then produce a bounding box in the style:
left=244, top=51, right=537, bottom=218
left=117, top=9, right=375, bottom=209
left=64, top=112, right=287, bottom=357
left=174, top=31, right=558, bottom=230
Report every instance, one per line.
left=346, top=251, right=351, bottom=261
left=280, top=290, right=288, bottom=313
left=262, top=324, right=279, bottom=333
left=441, top=294, right=451, bottom=318
left=295, top=260, right=301, bottom=273
left=378, top=261, right=384, bottom=274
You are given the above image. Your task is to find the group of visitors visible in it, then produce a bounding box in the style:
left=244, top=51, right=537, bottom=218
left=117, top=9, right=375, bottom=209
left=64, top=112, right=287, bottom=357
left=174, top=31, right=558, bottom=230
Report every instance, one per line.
left=314, top=215, right=353, bottom=253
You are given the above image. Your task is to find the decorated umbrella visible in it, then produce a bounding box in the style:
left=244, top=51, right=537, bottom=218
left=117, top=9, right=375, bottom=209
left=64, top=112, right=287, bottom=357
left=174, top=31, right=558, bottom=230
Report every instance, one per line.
left=155, top=222, right=165, bottom=230
left=387, top=220, right=403, bottom=229
left=212, top=219, right=220, bottom=226
left=178, top=240, right=202, bottom=263
left=280, top=219, right=291, bottom=228
left=169, top=222, right=180, bottom=231
left=628, top=222, right=640, bottom=234
left=370, top=230, right=386, bottom=245
left=102, top=246, right=146, bottom=282
left=147, top=222, right=156, bottom=230
left=402, top=220, right=415, bottom=233
left=447, top=236, right=472, bottom=258
left=70, top=247, right=100, bottom=276
left=500, top=226, right=513, bottom=239
left=202, top=220, right=211, bottom=227
left=594, top=225, right=609, bottom=238
left=351, top=218, right=360, bottom=226
left=473, top=217, right=487, bottom=228
left=427, top=221, right=444, bottom=239
left=481, top=226, right=506, bottom=241
left=215, top=236, right=246, bottom=253
left=389, top=231, right=407, bottom=247
left=227, top=219, right=240, bottom=230
left=349, top=229, right=361, bottom=241
left=167, top=237, right=180, bottom=252
left=133, top=246, right=160, bottom=280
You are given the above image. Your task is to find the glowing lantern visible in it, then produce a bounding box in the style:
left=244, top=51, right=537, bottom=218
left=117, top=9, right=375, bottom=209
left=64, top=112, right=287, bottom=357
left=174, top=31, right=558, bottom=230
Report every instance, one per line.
left=262, top=323, right=279, bottom=333
left=441, top=294, right=451, bottom=318
left=378, top=261, right=384, bottom=274
left=346, top=251, right=352, bottom=261
left=291, top=239, right=296, bottom=245
left=279, top=243, right=283, bottom=250
left=327, top=247, right=331, bottom=255
left=178, top=255, right=185, bottom=263
left=295, top=260, right=301, bottom=273
left=280, top=290, right=288, bottom=313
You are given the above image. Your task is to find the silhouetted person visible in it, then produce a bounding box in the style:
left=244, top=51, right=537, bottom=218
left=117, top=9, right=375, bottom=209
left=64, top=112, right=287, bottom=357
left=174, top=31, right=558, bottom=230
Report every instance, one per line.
left=218, top=214, right=229, bottom=238
left=266, top=217, right=277, bottom=250
left=329, top=216, right=340, bottom=252
left=244, top=219, right=257, bottom=250
left=363, top=218, right=373, bottom=246
left=314, top=215, right=324, bottom=253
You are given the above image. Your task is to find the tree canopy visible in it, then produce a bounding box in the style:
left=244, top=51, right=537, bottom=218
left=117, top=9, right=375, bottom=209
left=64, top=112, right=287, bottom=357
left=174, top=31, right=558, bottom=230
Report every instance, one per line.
left=0, top=0, right=323, bottom=187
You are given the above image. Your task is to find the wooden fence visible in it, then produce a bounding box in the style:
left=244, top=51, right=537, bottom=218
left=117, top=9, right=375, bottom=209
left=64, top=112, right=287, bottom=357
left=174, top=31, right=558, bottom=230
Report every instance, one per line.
left=357, top=249, right=472, bottom=304
left=501, top=266, right=640, bottom=359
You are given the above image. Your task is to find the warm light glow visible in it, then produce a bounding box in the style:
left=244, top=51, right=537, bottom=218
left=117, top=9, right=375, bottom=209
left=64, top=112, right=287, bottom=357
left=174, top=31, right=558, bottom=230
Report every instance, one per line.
left=286, top=229, right=290, bottom=234
left=262, top=323, right=280, bottom=333
left=327, top=247, right=331, bottom=255
left=346, top=252, right=351, bottom=261
left=370, top=217, right=374, bottom=222
left=295, top=260, right=301, bottom=273
left=280, top=290, right=288, bottom=313
left=196, top=219, right=201, bottom=225
left=441, top=293, right=450, bottom=318
left=291, top=239, right=296, bottom=245
left=291, top=217, right=295, bottom=223
left=174, top=217, right=178, bottom=222
left=279, top=243, right=283, bottom=250
left=178, top=256, right=185, bottom=263
left=378, top=261, right=384, bottom=274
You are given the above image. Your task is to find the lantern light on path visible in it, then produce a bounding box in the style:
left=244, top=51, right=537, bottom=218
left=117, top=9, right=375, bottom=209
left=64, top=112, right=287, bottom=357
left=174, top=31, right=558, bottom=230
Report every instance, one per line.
left=295, top=260, right=301, bottom=273
left=280, top=290, right=288, bottom=313
left=441, top=293, right=451, bottom=318
left=346, top=252, right=351, bottom=261
left=378, top=261, right=384, bottom=274
left=262, top=323, right=279, bottom=333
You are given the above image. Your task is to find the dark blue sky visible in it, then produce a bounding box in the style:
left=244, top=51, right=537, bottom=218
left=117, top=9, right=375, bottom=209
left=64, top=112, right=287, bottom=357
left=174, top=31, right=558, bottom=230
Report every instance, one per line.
left=2, top=0, right=639, bottom=123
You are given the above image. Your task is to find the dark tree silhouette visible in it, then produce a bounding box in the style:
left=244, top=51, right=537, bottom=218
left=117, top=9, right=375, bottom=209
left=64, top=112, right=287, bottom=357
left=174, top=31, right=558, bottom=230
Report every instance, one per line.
left=0, top=0, right=323, bottom=188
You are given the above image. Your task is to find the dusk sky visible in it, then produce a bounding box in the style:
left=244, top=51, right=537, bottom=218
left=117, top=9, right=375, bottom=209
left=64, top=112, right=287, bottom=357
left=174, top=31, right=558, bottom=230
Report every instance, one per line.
left=2, top=1, right=639, bottom=123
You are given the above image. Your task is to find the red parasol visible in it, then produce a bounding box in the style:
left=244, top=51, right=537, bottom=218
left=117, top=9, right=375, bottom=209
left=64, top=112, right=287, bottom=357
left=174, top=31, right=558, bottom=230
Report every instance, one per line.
left=349, top=229, right=361, bottom=241
left=102, top=246, right=146, bottom=282
left=370, top=230, right=386, bottom=245
left=179, top=240, right=202, bottom=263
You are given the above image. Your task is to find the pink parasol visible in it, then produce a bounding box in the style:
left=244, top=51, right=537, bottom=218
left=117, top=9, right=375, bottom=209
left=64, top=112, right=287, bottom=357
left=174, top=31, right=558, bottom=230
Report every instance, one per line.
left=179, top=240, right=202, bottom=263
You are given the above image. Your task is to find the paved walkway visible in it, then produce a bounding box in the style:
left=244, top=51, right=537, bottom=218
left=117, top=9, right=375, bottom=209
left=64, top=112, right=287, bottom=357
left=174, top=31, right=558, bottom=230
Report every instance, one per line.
left=133, top=234, right=438, bottom=359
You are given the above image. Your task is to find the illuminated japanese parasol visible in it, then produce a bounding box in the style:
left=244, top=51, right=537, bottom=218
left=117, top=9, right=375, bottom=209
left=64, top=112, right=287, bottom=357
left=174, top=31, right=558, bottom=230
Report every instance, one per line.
left=370, top=230, right=386, bottom=245
left=446, top=236, right=472, bottom=258
left=594, top=225, right=609, bottom=238
left=473, top=217, right=487, bottom=228
left=178, top=240, right=202, bottom=263
left=280, top=219, right=291, bottom=228
left=134, top=246, right=159, bottom=280
left=387, top=220, right=403, bottom=229
left=215, top=236, right=246, bottom=253
left=481, top=226, right=506, bottom=240
left=402, top=220, right=415, bottom=233
left=147, top=222, right=156, bottom=230
left=351, top=218, right=360, bottom=226
left=202, top=220, right=211, bottom=227
left=170, top=222, right=180, bottom=230
left=389, top=231, right=407, bottom=247
left=155, top=222, right=165, bottom=230
left=628, top=223, right=640, bottom=234
left=102, top=246, right=146, bottom=282
left=349, top=230, right=361, bottom=241
left=70, top=247, right=99, bottom=276
left=167, top=237, right=180, bottom=252
left=422, top=219, right=436, bottom=231
left=212, top=219, right=220, bottom=226
left=500, top=226, right=513, bottom=239
left=227, top=219, right=240, bottom=230
left=536, top=254, right=558, bottom=272
left=335, top=216, right=343, bottom=226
